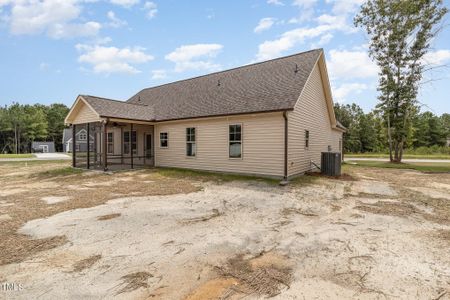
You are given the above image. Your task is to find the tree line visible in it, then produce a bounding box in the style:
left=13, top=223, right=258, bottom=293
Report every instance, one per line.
left=335, top=103, right=450, bottom=154
left=0, top=103, right=69, bottom=153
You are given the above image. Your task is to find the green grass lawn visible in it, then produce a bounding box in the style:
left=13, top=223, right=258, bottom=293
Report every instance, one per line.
left=345, top=153, right=450, bottom=160
left=0, top=153, right=35, bottom=159
left=156, top=167, right=280, bottom=185
left=344, top=160, right=450, bottom=173
left=35, top=167, right=84, bottom=177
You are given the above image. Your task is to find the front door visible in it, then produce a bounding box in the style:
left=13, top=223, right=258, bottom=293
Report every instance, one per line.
left=144, top=133, right=153, bottom=165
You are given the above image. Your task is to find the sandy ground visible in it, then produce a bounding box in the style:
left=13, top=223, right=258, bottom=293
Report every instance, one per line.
left=1, top=162, right=450, bottom=299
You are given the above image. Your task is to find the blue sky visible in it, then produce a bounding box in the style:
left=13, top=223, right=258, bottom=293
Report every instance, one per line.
left=0, top=0, right=449, bottom=115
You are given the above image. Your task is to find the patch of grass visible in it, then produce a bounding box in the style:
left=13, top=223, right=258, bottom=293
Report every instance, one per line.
left=72, top=254, right=102, bottom=272
left=289, top=174, right=318, bottom=185
left=97, top=213, right=121, bottom=221
left=345, top=153, right=450, bottom=160
left=155, top=167, right=280, bottom=185
left=35, top=167, right=84, bottom=177
left=117, top=271, right=153, bottom=294
left=345, top=161, right=450, bottom=173
left=1, top=235, right=67, bottom=265
left=0, top=153, right=35, bottom=158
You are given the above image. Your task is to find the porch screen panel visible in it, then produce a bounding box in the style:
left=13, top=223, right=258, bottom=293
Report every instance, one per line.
left=89, top=122, right=102, bottom=169
left=74, top=123, right=88, bottom=168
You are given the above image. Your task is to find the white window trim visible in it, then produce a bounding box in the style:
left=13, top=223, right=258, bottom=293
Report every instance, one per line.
left=228, top=123, right=243, bottom=160
left=186, top=127, right=197, bottom=158
left=79, top=133, right=87, bottom=141
left=159, top=132, right=169, bottom=148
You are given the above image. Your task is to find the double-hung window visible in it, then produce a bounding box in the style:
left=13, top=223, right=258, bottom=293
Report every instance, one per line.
left=229, top=124, right=242, bottom=158
left=123, top=131, right=137, bottom=155
left=160, top=132, right=168, bottom=148
left=107, top=132, right=114, bottom=154
left=186, top=128, right=196, bottom=157
left=131, top=131, right=137, bottom=155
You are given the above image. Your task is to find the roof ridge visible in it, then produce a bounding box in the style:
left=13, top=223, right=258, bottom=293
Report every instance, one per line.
left=82, top=95, right=149, bottom=106
left=127, top=48, right=323, bottom=102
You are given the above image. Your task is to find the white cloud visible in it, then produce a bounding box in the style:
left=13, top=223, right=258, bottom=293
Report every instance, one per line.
left=422, top=50, right=450, bottom=66
left=292, top=0, right=317, bottom=8
left=151, top=69, right=167, bottom=80
left=316, top=13, right=356, bottom=33
left=2, top=0, right=101, bottom=39
left=255, top=24, right=335, bottom=61
left=327, top=49, right=378, bottom=80
left=267, top=0, right=284, bottom=5
left=48, top=21, right=101, bottom=39
left=326, top=0, right=364, bottom=15
left=76, top=44, right=154, bottom=74
left=254, top=17, right=276, bottom=33
left=39, top=62, right=49, bottom=71
left=110, top=0, right=140, bottom=8
left=290, top=0, right=317, bottom=23
left=143, top=1, right=157, bottom=19
left=333, top=83, right=368, bottom=103
left=310, top=32, right=333, bottom=48
left=165, top=43, right=223, bottom=72
left=107, top=11, right=127, bottom=28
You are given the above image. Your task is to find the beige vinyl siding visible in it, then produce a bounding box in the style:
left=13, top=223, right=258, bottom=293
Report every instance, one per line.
left=288, top=63, right=343, bottom=176
left=70, top=101, right=101, bottom=124
left=154, top=112, right=284, bottom=177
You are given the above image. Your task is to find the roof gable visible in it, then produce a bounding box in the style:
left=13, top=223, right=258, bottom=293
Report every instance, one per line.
left=65, top=96, right=100, bottom=124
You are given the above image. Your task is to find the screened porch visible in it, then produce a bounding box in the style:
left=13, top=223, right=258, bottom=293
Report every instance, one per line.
left=72, top=121, right=154, bottom=171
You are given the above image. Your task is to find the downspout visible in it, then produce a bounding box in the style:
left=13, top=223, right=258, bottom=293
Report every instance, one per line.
left=282, top=111, right=289, bottom=183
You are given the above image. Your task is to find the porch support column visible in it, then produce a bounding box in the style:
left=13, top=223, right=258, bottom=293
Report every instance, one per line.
left=103, top=120, right=108, bottom=171
left=86, top=123, right=90, bottom=169
left=72, top=124, right=76, bottom=168
left=130, top=123, right=134, bottom=169
left=94, top=125, right=97, bottom=164
left=121, top=126, right=124, bottom=164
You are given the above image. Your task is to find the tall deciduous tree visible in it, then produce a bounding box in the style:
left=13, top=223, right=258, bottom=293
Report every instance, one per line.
left=355, top=0, right=448, bottom=162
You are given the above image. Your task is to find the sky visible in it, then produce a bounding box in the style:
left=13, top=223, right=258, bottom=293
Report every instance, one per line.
left=0, top=0, right=449, bottom=115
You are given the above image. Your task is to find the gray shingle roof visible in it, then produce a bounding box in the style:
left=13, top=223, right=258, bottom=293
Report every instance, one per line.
left=80, top=49, right=322, bottom=122
left=81, top=95, right=155, bottom=121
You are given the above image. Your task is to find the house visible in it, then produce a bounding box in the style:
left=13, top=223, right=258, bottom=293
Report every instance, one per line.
left=31, top=141, right=55, bottom=153
left=62, top=128, right=94, bottom=153
left=64, top=48, right=345, bottom=179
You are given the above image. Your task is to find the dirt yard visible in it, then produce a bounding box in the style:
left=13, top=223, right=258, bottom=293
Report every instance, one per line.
left=0, top=161, right=449, bottom=299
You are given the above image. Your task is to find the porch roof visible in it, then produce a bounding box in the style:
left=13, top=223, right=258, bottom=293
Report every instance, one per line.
left=81, top=95, right=155, bottom=122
